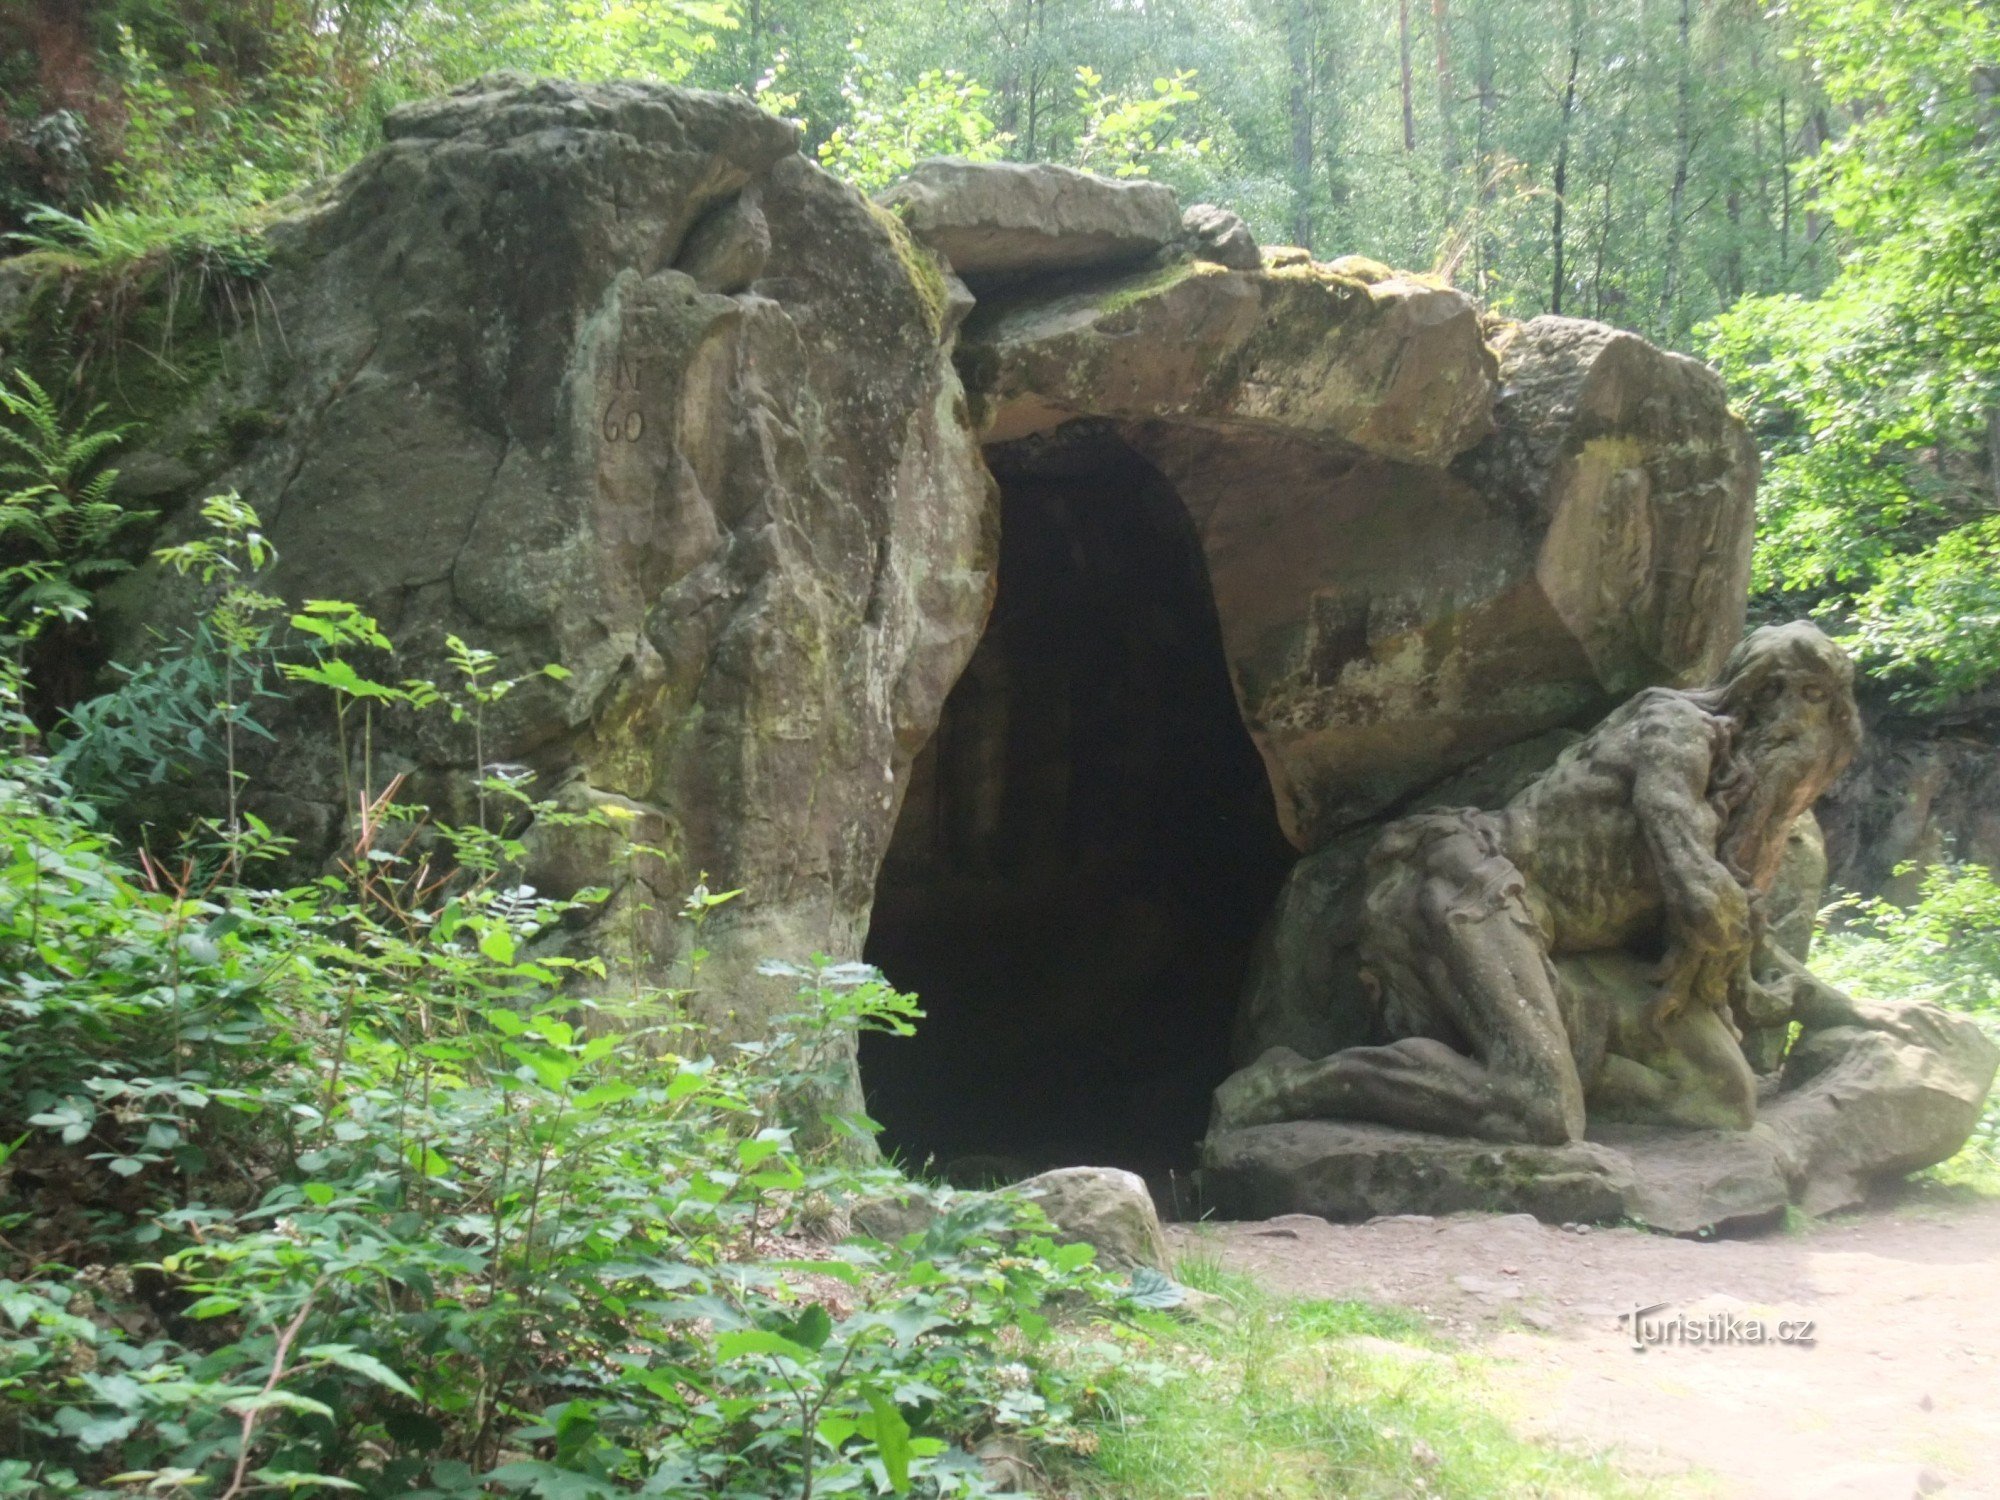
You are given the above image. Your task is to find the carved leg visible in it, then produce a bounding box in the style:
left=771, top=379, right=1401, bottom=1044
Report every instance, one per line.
left=1211, top=1038, right=1581, bottom=1145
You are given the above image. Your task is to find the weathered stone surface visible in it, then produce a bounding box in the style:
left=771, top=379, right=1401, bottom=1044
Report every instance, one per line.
left=1818, top=688, right=2000, bottom=901
left=878, top=157, right=1181, bottom=285
left=1594, top=1125, right=1792, bottom=1234
left=1206, top=620, right=1994, bottom=1229
left=1767, top=811, right=1829, bottom=963
left=1199, top=1120, right=1639, bottom=1225
left=1012, top=1166, right=1172, bottom=1270
left=1765, top=997, right=1999, bottom=1214
left=960, top=290, right=1754, bottom=849
left=1465, top=316, right=1759, bottom=697
left=963, top=257, right=1496, bottom=463
left=1233, top=731, right=1580, bottom=1063
left=1213, top=624, right=1864, bottom=1148
left=1203, top=1002, right=1996, bottom=1231
left=1181, top=202, right=1260, bottom=269
left=75, top=76, right=997, bottom=1038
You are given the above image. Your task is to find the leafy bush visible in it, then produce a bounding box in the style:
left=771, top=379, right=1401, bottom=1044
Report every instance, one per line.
left=815, top=49, right=1009, bottom=193
left=0, top=506, right=1146, bottom=1498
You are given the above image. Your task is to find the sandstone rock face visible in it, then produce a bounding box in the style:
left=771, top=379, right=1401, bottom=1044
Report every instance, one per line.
left=879, top=158, right=1180, bottom=286
left=964, top=257, right=1496, bottom=462
left=959, top=287, right=1755, bottom=848
left=1013, top=1166, right=1172, bottom=1270
left=1818, top=690, right=2000, bottom=901
left=1768, top=998, right=1999, bottom=1213
left=72, top=77, right=996, bottom=1029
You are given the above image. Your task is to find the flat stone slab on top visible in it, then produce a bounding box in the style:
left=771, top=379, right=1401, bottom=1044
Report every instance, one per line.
left=879, top=157, right=1181, bottom=284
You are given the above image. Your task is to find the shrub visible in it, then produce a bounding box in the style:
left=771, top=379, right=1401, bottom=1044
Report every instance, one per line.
left=0, top=505, right=1147, bottom=1498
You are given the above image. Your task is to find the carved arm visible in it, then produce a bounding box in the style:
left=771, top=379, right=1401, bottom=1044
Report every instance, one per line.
left=1631, top=728, right=1753, bottom=1019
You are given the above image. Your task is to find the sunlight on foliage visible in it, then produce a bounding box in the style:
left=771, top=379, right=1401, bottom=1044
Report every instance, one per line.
left=1070, top=68, right=1209, bottom=180
left=816, top=45, right=1009, bottom=193
left=1702, top=0, right=2000, bottom=704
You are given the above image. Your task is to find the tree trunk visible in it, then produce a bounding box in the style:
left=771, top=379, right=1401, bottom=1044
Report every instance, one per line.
left=1550, top=7, right=1583, bottom=315
left=1398, top=0, right=1417, bottom=152
left=1432, top=0, right=1458, bottom=210
left=1660, top=0, right=1695, bottom=329
left=1287, top=0, right=1318, bottom=248
left=1778, top=91, right=1791, bottom=271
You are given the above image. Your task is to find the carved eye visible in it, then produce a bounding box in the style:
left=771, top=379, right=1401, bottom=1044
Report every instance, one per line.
left=1800, top=683, right=1829, bottom=704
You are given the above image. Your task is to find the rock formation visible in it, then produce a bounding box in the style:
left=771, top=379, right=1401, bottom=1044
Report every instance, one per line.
left=1204, top=624, right=1998, bottom=1229
left=6, top=76, right=1979, bottom=1220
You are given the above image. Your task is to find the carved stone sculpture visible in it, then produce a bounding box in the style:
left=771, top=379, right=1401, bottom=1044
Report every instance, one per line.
left=1211, top=624, right=1996, bottom=1182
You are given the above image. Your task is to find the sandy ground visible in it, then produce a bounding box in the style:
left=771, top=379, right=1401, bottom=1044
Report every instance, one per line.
left=1169, top=1193, right=2000, bottom=1500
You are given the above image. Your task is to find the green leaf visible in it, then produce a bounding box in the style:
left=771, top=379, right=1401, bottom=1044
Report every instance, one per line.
left=864, top=1387, right=913, bottom=1492
left=784, top=1303, right=833, bottom=1352
left=714, top=1329, right=818, bottom=1366
left=226, top=1390, right=337, bottom=1419
left=303, top=1344, right=420, bottom=1399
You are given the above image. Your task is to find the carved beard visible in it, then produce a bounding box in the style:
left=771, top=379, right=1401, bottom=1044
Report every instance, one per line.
left=1714, top=709, right=1845, bottom=894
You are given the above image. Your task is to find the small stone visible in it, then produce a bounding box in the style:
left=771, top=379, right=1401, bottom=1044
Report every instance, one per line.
left=1916, top=1468, right=1948, bottom=1496
left=1181, top=202, right=1260, bottom=269
left=1919, top=1393, right=1935, bottom=1411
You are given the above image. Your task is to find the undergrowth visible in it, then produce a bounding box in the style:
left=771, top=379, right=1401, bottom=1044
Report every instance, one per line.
left=1054, top=1259, right=1652, bottom=1500
left=0, top=482, right=1154, bottom=1497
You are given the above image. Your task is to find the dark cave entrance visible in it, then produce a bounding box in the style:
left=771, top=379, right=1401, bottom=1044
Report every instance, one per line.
left=860, top=426, right=1296, bottom=1196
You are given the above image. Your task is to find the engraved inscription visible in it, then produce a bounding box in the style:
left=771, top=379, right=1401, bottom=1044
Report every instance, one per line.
left=600, top=333, right=647, bottom=443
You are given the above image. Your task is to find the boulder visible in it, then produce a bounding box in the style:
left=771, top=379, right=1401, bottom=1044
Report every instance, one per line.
left=878, top=158, right=1181, bottom=286
left=1765, top=998, right=1999, bottom=1214
left=963, top=255, right=1496, bottom=463
left=1181, top=202, right=1260, bottom=270
left=43, top=76, right=997, bottom=1040
left=1595, top=1125, right=1793, bottom=1233
left=1012, top=1166, right=1172, bottom=1270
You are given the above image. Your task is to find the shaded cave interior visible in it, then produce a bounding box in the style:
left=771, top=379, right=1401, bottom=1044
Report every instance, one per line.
left=860, top=425, right=1296, bottom=1191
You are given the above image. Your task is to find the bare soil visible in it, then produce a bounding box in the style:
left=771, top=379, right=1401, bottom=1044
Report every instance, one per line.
left=1170, top=1192, right=2000, bottom=1499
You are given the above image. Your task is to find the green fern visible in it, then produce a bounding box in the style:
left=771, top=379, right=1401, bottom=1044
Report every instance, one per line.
left=0, top=372, right=150, bottom=636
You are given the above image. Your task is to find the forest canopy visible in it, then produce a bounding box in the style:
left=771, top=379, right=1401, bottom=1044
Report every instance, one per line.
left=1, top=0, right=1997, bottom=701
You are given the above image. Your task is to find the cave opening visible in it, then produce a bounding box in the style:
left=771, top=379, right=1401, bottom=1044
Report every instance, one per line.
left=860, top=424, right=1296, bottom=1198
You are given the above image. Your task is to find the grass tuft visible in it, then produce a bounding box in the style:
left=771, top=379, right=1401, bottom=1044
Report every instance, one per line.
left=1056, top=1265, right=1660, bottom=1499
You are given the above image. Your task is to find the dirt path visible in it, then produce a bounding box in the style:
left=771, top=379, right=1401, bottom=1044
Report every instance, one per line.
left=1170, top=1194, right=2000, bottom=1499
